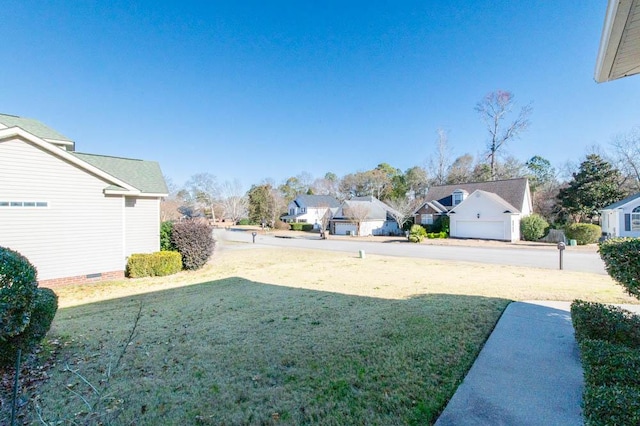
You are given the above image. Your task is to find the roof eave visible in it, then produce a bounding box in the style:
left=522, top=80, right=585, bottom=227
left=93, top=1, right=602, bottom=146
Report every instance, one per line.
left=595, top=0, right=635, bottom=83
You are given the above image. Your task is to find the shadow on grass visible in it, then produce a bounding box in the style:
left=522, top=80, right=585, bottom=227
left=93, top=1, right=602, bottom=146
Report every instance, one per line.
left=32, top=278, right=510, bottom=426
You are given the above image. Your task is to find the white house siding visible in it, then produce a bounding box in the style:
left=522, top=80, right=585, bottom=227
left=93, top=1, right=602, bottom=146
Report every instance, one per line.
left=124, top=196, right=160, bottom=256
left=618, top=203, right=640, bottom=238
left=0, top=138, right=124, bottom=280
left=449, top=192, right=519, bottom=242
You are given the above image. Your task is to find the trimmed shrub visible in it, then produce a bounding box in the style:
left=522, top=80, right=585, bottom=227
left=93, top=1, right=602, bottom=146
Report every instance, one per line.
left=426, top=232, right=447, bottom=239
left=520, top=214, right=549, bottom=241
left=238, top=218, right=251, bottom=225
left=274, top=220, right=290, bottom=230
left=571, top=300, right=640, bottom=348
left=290, top=223, right=314, bottom=232
left=599, top=238, right=640, bottom=299
left=583, top=384, right=640, bottom=426
left=0, top=288, right=58, bottom=366
left=408, top=224, right=427, bottom=243
left=565, top=223, right=601, bottom=245
left=127, top=251, right=183, bottom=278
left=579, top=339, right=640, bottom=387
left=171, top=220, right=215, bottom=270
left=0, top=246, right=38, bottom=338
left=160, top=221, right=176, bottom=251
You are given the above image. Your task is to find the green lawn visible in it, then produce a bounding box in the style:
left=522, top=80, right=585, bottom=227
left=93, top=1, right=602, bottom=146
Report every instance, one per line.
left=30, top=278, right=508, bottom=425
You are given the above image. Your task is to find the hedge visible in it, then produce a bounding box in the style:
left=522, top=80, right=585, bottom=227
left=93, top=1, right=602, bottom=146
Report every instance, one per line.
left=571, top=300, right=640, bottom=425
left=127, top=251, right=183, bottom=278
left=290, top=223, right=314, bottom=232
left=564, top=223, right=601, bottom=245
left=599, top=238, right=640, bottom=299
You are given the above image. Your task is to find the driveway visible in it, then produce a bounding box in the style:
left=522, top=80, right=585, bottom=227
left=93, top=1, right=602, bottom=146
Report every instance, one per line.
left=217, top=229, right=607, bottom=275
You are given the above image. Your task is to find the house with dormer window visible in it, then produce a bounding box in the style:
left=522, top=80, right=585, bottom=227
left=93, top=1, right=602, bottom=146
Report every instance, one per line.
left=280, top=194, right=340, bottom=229
left=414, top=178, right=532, bottom=242
left=0, top=113, right=168, bottom=285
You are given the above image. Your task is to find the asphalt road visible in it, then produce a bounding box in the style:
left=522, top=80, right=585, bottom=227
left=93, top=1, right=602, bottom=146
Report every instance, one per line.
left=217, top=229, right=607, bottom=275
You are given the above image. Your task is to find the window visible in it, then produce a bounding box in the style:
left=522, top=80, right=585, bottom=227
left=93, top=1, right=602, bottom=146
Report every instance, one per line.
left=0, top=201, right=48, bottom=208
left=421, top=214, right=433, bottom=225
left=289, top=208, right=295, bottom=215
left=452, top=190, right=467, bottom=206
left=633, top=206, right=640, bottom=231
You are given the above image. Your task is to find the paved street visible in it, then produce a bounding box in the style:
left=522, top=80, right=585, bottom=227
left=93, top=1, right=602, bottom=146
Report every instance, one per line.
left=217, top=229, right=607, bottom=275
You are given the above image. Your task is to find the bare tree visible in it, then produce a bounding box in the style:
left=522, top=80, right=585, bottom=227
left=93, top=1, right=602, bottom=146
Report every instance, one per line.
left=385, top=196, right=424, bottom=232
left=219, top=179, right=248, bottom=224
left=186, top=173, right=219, bottom=222
left=428, top=128, right=452, bottom=186
left=344, top=202, right=371, bottom=236
left=475, top=90, right=532, bottom=180
left=446, top=154, right=475, bottom=184
left=312, top=172, right=339, bottom=197
left=611, top=127, right=640, bottom=192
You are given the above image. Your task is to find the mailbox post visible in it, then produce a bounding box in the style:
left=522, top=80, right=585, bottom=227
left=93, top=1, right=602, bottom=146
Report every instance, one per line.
left=557, top=241, right=566, bottom=270
left=251, top=231, right=257, bottom=243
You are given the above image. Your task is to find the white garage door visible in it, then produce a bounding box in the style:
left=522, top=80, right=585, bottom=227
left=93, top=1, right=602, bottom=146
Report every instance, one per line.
left=335, top=222, right=357, bottom=235
left=455, top=220, right=505, bottom=240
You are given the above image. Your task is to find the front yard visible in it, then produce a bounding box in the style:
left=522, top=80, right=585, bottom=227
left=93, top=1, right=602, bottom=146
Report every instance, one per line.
left=5, top=248, right=638, bottom=424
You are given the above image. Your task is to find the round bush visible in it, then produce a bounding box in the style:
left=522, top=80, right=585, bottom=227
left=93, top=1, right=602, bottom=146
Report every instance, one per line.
left=0, top=288, right=58, bottom=366
left=520, top=214, right=549, bottom=241
left=0, top=246, right=38, bottom=339
left=171, top=220, right=215, bottom=270
left=565, top=223, right=601, bottom=245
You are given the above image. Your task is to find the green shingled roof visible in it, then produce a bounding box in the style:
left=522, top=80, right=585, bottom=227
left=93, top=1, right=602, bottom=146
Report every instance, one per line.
left=72, top=152, right=168, bottom=195
left=0, top=113, right=73, bottom=142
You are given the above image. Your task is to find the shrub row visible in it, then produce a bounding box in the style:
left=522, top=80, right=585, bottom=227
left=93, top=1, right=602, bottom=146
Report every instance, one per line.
left=571, top=300, right=640, bottom=424
left=599, top=238, right=640, bottom=299
left=290, top=223, right=314, bottom=232
left=426, top=232, right=447, bottom=239
left=565, top=223, right=601, bottom=245
left=127, top=251, right=183, bottom=278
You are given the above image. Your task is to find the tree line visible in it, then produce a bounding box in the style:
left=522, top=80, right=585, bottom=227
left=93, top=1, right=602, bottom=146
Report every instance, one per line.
left=161, top=90, right=640, bottom=227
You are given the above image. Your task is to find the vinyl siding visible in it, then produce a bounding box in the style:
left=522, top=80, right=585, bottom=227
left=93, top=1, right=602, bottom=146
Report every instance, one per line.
left=0, top=137, right=124, bottom=280
left=124, top=197, right=160, bottom=256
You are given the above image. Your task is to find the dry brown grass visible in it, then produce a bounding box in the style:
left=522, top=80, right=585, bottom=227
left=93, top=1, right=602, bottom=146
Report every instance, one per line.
left=54, top=247, right=638, bottom=309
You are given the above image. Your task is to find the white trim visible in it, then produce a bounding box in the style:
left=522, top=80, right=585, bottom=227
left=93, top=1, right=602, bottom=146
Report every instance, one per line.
left=595, top=0, right=634, bottom=82
left=0, top=127, right=141, bottom=193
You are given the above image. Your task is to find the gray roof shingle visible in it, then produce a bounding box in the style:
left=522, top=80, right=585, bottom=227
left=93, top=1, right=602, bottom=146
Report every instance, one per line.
left=425, top=178, right=529, bottom=212
left=294, top=194, right=341, bottom=208
left=602, top=192, right=640, bottom=210
left=72, top=152, right=168, bottom=195
left=0, top=113, right=73, bottom=142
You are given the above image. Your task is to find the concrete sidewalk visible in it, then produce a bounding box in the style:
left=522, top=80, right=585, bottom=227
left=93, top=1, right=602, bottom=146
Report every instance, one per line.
left=435, top=301, right=584, bottom=426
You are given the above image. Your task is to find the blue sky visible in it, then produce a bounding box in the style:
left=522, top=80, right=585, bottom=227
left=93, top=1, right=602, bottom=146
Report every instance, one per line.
left=2, top=1, right=639, bottom=190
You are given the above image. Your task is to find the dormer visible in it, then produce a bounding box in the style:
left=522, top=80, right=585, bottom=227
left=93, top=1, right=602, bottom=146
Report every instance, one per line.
left=452, top=189, right=468, bottom=206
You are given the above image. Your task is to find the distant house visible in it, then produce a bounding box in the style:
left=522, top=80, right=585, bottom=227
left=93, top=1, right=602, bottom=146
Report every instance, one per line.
left=601, top=193, right=640, bottom=238
left=330, top=196, right=401, bottom=236
left=414, top=178, right=532, bottom=242
left=0, top=113, right=168, bottom=285
left=281, top=194, right=340, bottom=229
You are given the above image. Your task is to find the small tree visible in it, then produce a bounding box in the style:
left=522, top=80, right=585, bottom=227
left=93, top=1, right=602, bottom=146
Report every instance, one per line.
left=385, top=196, right=424, bottom=233
left=344, top=202, right=370, bottom=236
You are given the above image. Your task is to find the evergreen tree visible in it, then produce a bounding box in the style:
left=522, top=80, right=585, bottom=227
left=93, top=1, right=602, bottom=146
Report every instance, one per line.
left=557, top=154, right=625, bottom=222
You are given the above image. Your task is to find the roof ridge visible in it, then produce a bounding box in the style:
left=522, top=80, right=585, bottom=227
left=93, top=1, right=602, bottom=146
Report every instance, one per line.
left=74, top=152, right=144, bottom=162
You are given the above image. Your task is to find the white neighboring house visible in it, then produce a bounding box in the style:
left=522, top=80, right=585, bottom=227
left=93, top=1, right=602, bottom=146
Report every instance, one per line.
left=330, top=196, right=401, bottom=236
left=601, top=193, right=640, bottom=238
left=281, top=194, right=340, bottom=229
left=0, top=113, right=168, bottom=285
left=414, top=178, right=532, bottom=242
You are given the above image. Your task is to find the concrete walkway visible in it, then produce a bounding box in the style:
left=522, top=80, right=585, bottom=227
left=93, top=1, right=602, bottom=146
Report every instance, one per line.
left=435, top=301, right=584, bottom=426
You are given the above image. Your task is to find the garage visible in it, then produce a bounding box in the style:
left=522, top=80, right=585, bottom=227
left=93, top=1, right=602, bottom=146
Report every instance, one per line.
left=454, top=220, right=505, bottom=240
left=333, top=222, right=357, bottom=236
